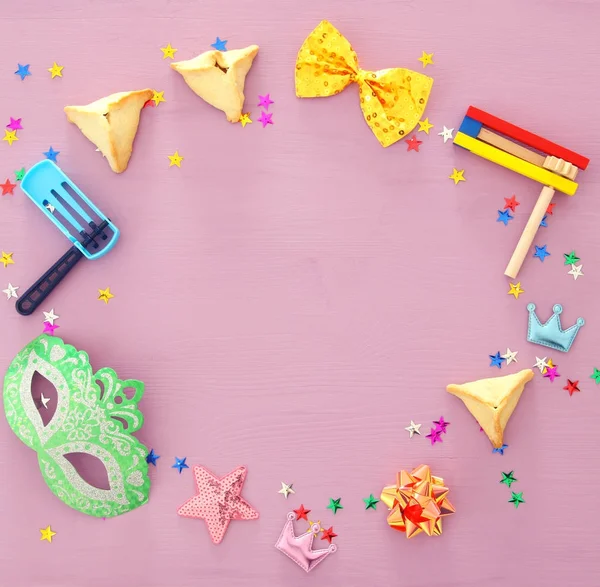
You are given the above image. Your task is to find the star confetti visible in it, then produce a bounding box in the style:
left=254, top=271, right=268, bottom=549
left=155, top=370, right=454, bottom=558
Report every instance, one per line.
left=405, top=420, right=422, bottom=438
left=504, top=195, right=519, bottom=212
left=418, top=51, right=434, bottom=67
left=3, top=130, right=18, bottom=146
left=546, top=202, right=556, bottom=215
left=1, top=179, right=17, bottom=195
left=177, top=465, right=259, bottom=544
left=501, top=348, right=518, bottom=365
left=293, top=505, right=311, bottom=521
left=2, top=283, right=18, bottom=299
left=543, top=366, right=560, bottom=382
left=43, top=321, right=59, bottom=335
left=426, top=427, right=442, bottom=445
left=43, top=147, right=60, bottom=162
left=278, top=482, right=295, bottom=499
left=1, top=252, right=14, bottom=268
left=42, top=308, right=59, bottom=325
left=438, top=126, right=454, bottom=143
left=590, top=368, right=600, bottom=384
left=417, top=118, right=434, bottom=134
left=363, top=494, right=379, bottom=510
left=507, top=282, right=524, bottom=299
left=489, top=352, right=505, bottom=368
left=449, top=168, right=465, bottom=184
left=533, top=245, right=550, bottom=262
left=39, top=393, right=50, bottom=409
left=320, top=526, right=337, bottom=543
left=146, top=449, right=160, bottom=466
left=257, top=111, right=273, bottom=128
left=433, top=416, right=450, bottom=434
left=239, top=113, right=252, bottom=127
left=172, top=457, right=189, bottom=473
left=160, top=43, right=178, bottom=59
left=326, top=498, right=343, bottom=514
left=564, top=251, right=580, bottom=265
left=211, top=37, right=228, bottom=51
left=564, top=379, right=580, bottom=396
left=542, top=359, right=555, bottom=375
left=493, top=444, right=509, bottom=455
left=509, top=491, right=525, bottom=509
left=97, top=287, right=114, bottom=304
left=7, top=117, right=23, bottom=131
left=48, top=62, right=63, bottom=78
left=168, top=151, right=184, bottom=167
left=152, top=90, right=165, bottom=106
left=406, top=135, right=422, bottom=152
left=500, top=471, right=517, bottom=488
left=497, top=209, right=513, bottom=226
left=46, top=203, right=55, bottom=213
left=568, top=264, right=584, bottom=280
left=40, top=526, right=56, bottom=542
left=15, top=64, right=31, bottom=80
left=258, top=94, right=274, bottom=110
left=533, top=357, right=549, bottom=373
left=540, top=215, right=548, bottom=228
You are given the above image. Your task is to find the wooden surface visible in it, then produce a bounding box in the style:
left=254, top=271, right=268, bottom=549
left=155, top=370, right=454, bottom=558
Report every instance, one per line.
left=1, top=1, right=600, bottom=586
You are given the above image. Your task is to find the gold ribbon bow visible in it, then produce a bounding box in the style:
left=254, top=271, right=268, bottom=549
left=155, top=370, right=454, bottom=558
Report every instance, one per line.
left=295, top=21, right=433, bottom=148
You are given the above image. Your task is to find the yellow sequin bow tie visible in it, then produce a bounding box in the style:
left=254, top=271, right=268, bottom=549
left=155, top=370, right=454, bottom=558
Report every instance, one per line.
left=295, top=21, right=434, bottom=148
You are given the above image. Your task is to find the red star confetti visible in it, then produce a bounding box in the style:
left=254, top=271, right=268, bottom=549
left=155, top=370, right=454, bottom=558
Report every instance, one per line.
left=406, top=135, right=422, bottom=152
left=293, top=504, right=311, bottom=521
left=504, top=195, right=520, bottom=212
left=320, top=526, right=337, bottom=544
left=563, top=379, right=580, bottom=396
left=1, top=178, right=16, bottom=195
left=546, top=202, right=556, bottom=215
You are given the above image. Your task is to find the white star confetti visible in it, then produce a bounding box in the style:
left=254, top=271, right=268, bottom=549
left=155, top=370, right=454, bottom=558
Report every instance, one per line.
left=501, top=348, right=519, bottom=365
left=568, top=264, right=584, bottom=280
left=438, top=126, right=454, bottom=143
left=405, top=420, right=422, bottom=438
left=40, top=393, right=50, bottom=409
left=43, top=308, right=59, bottom=325
left=278, top=482, right=295, bottom=499
left=533, top=356, right=549, bottom=373
left=2, top=283, right=19, bottom=299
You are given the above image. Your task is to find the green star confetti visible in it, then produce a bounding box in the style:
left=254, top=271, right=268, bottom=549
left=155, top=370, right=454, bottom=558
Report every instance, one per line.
left=326, top=497, right=343, bottom=514
left=500, top=471, right=517, bottom=488
left=363, top=494, right=379, bottom=510
left=564, top=251, right=580, bottom=265
left=509, top=491, right=525, bottom=509
left=14, top=167, right=25, bottom=181
left=590, top=368, right=600, bottom=384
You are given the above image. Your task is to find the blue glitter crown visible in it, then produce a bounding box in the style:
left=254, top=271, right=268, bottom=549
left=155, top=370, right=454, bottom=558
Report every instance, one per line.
left=527, top=303, right=584, bottom=353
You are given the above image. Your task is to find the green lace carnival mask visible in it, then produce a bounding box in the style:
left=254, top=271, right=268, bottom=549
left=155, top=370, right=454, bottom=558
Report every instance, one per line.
left=3, top=334, right=150, bottom=517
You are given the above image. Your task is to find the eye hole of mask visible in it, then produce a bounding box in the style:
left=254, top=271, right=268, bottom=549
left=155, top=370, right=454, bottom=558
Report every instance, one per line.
left=64, top=452, right=111, bottom=491
left=30, top=371, right=58, bottom=426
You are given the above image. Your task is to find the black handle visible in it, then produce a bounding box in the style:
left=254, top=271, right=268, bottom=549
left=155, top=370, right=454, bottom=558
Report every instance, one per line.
left=16, top=246, right=84, bottom=316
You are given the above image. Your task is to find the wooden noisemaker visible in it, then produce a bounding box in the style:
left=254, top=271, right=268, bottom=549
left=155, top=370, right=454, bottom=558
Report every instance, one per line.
left=454, top=107, right=590, bottom=279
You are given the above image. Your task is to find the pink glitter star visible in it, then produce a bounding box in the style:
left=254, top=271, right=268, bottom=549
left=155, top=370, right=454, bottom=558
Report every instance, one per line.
left=257, top=94, right=274, bottom=110
left=257, top=111, right=273, bottom=128
left=43, top=321, right=59, bottom=335
left=426, top=427, right=443, bottom=445
left=543, top=366, right=560, bottom=382
left=6, top=117, right=23, bottom=131
left=177, top=465, right=259, bottom=544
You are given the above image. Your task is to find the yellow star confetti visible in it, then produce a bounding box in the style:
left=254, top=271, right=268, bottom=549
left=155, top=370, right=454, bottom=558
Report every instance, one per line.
left=449, top=168, right=466, bottom=184
left=418, top=51, right=434, bottom=68
left=417, top=118, right=434, bottom=134
left=98, top=287, right=114, bottom=304
left=160, top=43, right=178, bottom=59
left=543, top=358, right=555, bottom=375
left=48, top=62, right=64, bottom=78
left=1, top=252, right=14, bottom=268
left=152, top=90, right=166, bottom=106
left=3, top=130, right=18, bottom=146
left=168, top=150, right=184, bottom=167
left=507, top=282, right=524, bottom=299
left=40, top=525, right=56, bottom=542
left=239, top=113, right=252, bottom=127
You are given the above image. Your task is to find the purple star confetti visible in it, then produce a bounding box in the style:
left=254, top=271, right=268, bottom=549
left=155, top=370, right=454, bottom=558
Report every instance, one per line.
left=257, top=111, right=273, bottom=128
left=258, top=94, right=274, bottom=110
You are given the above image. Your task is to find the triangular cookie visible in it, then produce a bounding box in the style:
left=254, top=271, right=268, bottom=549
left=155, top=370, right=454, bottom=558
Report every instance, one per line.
left=171, top=45, right=259, bottom=123
left=446, top=369, right=534, bottom=448
left=64, top=89, right=153, bottom=173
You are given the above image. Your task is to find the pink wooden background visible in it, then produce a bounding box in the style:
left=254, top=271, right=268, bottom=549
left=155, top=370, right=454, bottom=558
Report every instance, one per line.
left=1, top=0, right=600, bottom=585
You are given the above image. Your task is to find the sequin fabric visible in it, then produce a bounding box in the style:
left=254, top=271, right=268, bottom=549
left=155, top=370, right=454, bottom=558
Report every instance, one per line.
left=3, top=334, right=150, bottom=517
left=295, top=20, right=434, bottom=147
left=177, top=465, right=259, bottom=544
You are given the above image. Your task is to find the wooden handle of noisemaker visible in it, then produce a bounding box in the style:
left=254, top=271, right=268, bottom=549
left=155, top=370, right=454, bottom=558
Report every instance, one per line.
left=504, top=185, right=556, bottom=279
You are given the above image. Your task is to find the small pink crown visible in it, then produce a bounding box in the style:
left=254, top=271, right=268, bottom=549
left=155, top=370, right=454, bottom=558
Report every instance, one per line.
left=275, top=512, right=337, bottom=573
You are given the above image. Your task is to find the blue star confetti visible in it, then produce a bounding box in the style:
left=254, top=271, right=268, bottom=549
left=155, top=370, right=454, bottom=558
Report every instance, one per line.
left=211, top=37, right=228, bottom=51
left=43, top=146, right=60, bottom=162
left=489, top=352, right=505, bottom=369
left=493, top=444, right=509, bottom=455
left=14, top=63, right=31, bottom=80
left=533, top=245, right=550, bottom=262
left=146, top=449, right=160, bottom=466
left=539, top=215, right=548, bottom=228
left=496, top=209, right=513, bottom=226
left=172, top=456, right=189, bottom=473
